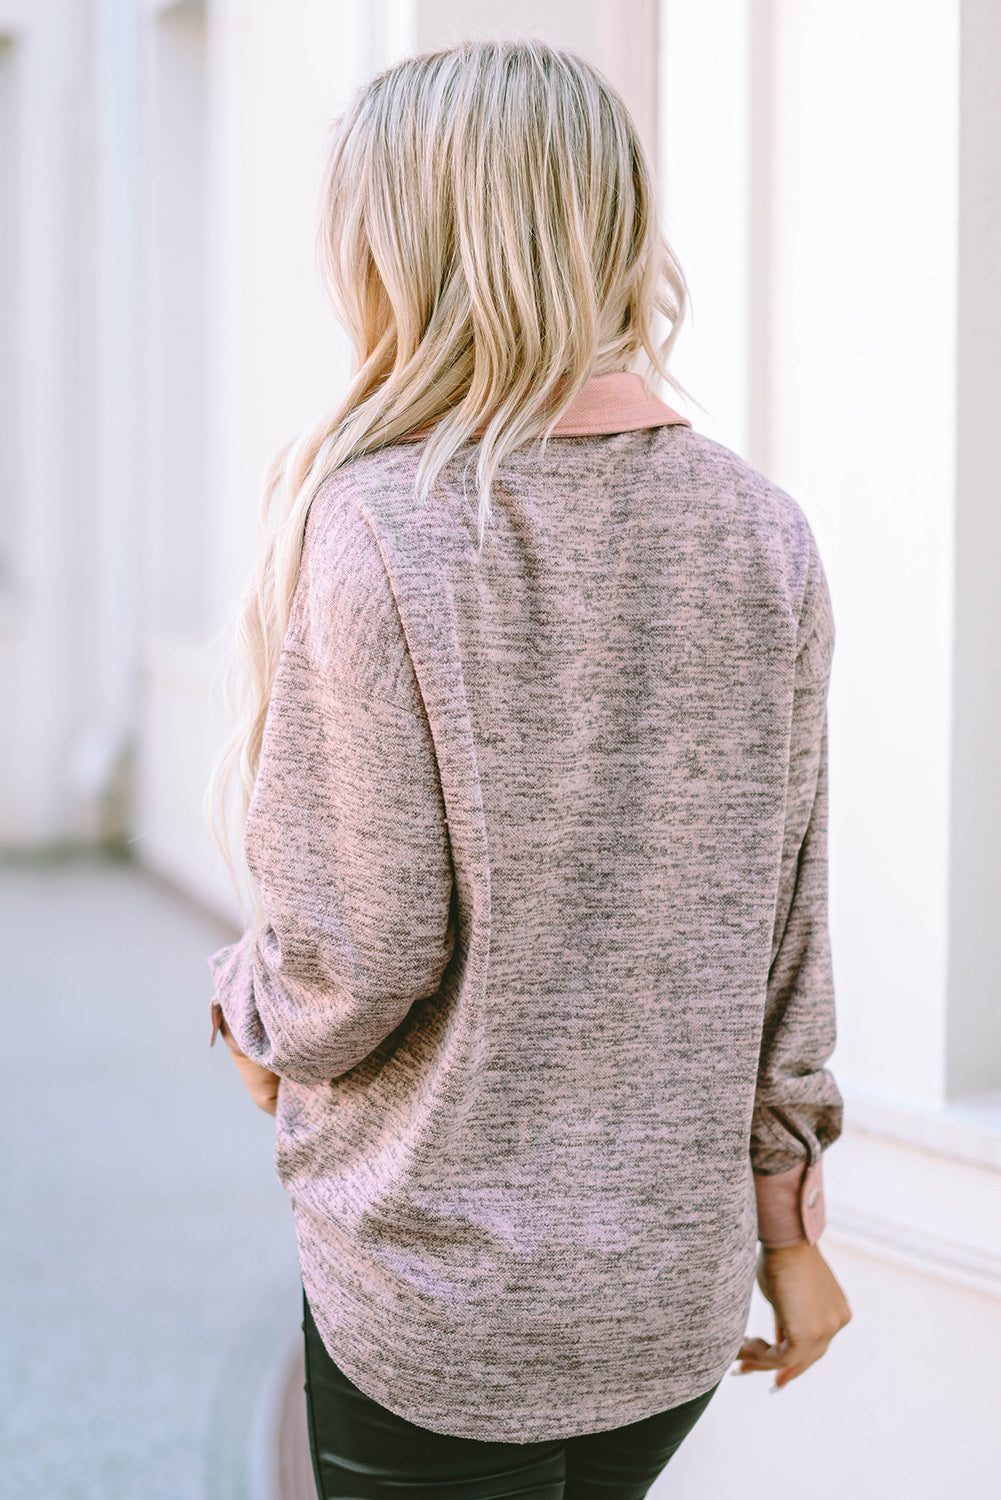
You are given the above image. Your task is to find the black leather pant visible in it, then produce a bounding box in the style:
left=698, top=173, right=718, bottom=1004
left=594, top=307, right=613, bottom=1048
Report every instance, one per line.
left=302, top=1288, right=721, bottom=1499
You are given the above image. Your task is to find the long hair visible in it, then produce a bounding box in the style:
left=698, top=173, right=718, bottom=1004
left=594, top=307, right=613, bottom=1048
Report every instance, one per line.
left=203, top=36, right=695, bottom=928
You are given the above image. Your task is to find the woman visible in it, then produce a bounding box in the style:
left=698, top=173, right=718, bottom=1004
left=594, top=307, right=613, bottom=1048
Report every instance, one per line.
left=205, top=36, right=852, bottom=1500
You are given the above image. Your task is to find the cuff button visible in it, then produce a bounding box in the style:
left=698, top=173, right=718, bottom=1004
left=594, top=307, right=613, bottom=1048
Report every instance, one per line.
left=806, top=1188, right=820, bottom=1209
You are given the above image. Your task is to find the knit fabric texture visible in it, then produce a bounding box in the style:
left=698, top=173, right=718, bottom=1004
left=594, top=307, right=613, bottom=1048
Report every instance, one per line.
left=208, top=375, right=843, bottom=1441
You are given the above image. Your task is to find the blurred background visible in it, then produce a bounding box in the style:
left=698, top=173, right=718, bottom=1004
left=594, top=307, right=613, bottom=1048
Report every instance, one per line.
left=1, top=1, right=999, bottom=1496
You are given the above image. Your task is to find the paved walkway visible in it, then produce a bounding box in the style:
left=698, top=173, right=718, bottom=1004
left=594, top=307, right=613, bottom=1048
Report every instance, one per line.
left=0, top=850, right=309, bottom=1500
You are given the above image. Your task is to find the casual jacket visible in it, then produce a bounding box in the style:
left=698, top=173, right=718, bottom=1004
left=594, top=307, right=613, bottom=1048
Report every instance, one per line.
left=207, top=370, right=843, bottom=1442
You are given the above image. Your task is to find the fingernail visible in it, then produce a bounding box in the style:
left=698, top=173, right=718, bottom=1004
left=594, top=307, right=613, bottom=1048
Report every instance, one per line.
left=769, top=1382, right=783, bottom=1394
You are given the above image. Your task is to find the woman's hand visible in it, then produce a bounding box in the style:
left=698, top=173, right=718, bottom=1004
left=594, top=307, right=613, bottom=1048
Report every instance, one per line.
left=732, top=1241, right=852, bottom=1389
left=216, top=1011, right=280, bottom=1116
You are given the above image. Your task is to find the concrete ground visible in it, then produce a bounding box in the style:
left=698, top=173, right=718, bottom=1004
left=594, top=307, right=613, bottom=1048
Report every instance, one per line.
left=0, top=850, right=311, bottom=1500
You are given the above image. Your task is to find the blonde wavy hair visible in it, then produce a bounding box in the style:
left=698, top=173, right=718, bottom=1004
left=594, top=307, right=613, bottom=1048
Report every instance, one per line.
left=204, top=35, right=695, bottom=927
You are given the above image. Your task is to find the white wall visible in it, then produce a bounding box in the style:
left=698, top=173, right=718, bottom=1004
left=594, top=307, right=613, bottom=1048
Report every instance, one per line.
left=0, top=34, right=16, bottom=581
left=142, top=0, right=210, bottom=639
left=662, top=0, right=963, bottom=1107
left=947, top=0, right=1001, bottom=1100
left=660, top=0, right=752, bottom=452
left=0, top=0, right=103, bottom=844
left=133, top=0, right=381, bottom=918
left=769, top=0, right=958, bottom=1112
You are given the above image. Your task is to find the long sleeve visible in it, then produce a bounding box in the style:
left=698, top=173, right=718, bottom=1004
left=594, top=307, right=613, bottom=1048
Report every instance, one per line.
left=207, top=495, right=456, bottom=1086
left=752, top=541, right=844, bottom=1247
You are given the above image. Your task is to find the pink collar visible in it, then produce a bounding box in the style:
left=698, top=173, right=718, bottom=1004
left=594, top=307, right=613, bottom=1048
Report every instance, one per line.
left=547, top=371, right=691, bottom=436
left=399, top=371, right=691, bottom=442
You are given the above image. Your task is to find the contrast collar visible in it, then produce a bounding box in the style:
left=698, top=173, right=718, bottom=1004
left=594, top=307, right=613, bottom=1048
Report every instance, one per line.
left=547, top=371, right=691, bottom=436
left=399, top=371, right=691, bottom=442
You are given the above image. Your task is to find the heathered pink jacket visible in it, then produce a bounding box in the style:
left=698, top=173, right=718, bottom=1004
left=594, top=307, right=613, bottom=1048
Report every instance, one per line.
left=208, top=371, right=842, bottom=1442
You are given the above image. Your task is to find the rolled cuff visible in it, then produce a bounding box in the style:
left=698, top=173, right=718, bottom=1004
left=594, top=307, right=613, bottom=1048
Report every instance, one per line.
left=754, top=1157, right=826, bottom=1247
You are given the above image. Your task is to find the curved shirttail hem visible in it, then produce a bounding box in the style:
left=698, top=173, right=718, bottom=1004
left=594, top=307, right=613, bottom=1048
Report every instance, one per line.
left=302, top=1288, right=749, bottom=1444
left=296, top=1227, right=759, bottom=1444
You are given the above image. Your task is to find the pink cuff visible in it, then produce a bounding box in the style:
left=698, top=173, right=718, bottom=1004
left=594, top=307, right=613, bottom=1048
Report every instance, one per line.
left=753, top=1157, right=826, bottom=1247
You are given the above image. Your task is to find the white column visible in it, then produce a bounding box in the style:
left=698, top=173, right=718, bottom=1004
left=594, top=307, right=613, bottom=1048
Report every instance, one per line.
left=767, top=0, right=960, bottom=1109
left=68, top=0, right=144, bottom=842
left=659, top=0, right=752, bottom=455
left=595, top=0, right=659, bottom=172
left=946, top=0, right=1001, bottom=1099
left=417, top=0, right=596, bottom=56
left=369, top=0, right=418, bottom=71
left=663, top=0, right=967, bottom=1112
left=140, top=0, right=378, bottom=919
left=0, top=0, right=100, bottom=845
left=139, top=0, right=210, bottom=640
